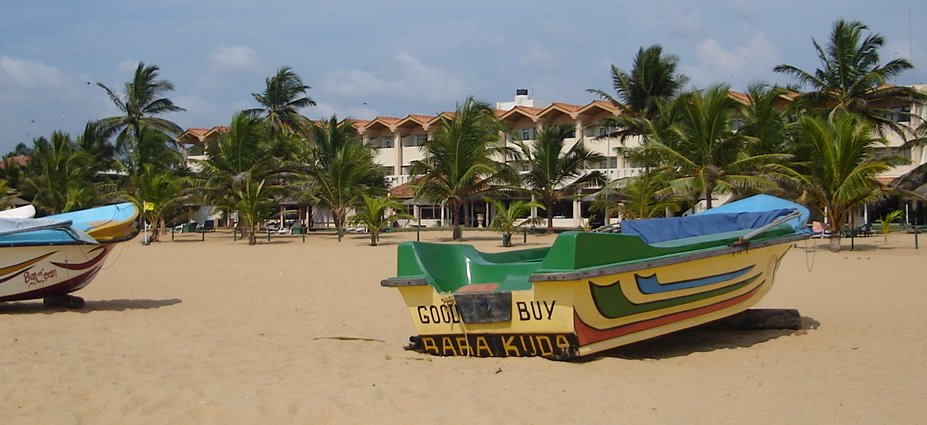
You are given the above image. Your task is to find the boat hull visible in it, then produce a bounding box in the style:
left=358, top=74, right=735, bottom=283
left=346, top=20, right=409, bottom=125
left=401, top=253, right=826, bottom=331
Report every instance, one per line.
left=0, top=243, right=116, bottom=303
left=391, top=240, right=793, bottom=359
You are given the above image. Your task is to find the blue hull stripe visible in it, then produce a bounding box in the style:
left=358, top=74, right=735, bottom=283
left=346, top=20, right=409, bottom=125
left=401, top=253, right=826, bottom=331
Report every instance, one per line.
left=635, top=265, right=754, bottom=294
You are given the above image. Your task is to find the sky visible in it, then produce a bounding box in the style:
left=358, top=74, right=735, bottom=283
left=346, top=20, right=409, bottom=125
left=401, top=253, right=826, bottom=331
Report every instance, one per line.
left=1, top=0, right=925, bottom=154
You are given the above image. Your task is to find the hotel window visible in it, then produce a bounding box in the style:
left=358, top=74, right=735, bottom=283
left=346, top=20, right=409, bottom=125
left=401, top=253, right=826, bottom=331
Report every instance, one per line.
left=891, top=106, right=911, bottom=123
left=381, top=137, right=394, bottom=148
left=597, top=126, right=616, bottom=137
left=416, top=134, right=428, bottom=145
left=520, top=128, right=535, bottom=140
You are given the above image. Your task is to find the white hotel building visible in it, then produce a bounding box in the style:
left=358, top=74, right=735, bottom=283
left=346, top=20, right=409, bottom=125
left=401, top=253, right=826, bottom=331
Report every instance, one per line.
left=178, top=86, right=927, bottom=229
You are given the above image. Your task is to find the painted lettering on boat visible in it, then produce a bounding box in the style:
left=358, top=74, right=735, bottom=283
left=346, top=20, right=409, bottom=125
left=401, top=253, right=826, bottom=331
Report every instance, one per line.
left=23, top=268, right=57, bottom=286
left=417, top=304, right=461, bottom=324
left=417, top=334, right=576, bottom=357
left=516, top=300, right=555, bottom=321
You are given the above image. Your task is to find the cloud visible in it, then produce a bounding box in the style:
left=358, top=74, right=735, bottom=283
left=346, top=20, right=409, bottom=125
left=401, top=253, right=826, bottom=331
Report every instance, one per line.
left=320, top=52, right=465, bottom=105
left=117, top=60, right=140, bottom=74
left=0, top=56, right=70, bottom=89
left=209, top=46, right=260, bottom=73
left=689, top=32, right=781, bottom=88
left=0, top=56, right=109, bottom=149
left=518, top=41, right=556, bottom=68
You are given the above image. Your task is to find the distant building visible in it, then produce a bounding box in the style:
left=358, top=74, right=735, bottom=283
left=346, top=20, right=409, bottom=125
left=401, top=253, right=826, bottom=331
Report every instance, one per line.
left=177, top=85, right=927, bottom=229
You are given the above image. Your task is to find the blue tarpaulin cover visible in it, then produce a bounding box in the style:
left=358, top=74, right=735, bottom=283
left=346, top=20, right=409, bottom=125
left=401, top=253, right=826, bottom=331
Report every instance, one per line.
left=621, top=209, right=793, bottom=244
left=620, top=194, right=810, bottom=244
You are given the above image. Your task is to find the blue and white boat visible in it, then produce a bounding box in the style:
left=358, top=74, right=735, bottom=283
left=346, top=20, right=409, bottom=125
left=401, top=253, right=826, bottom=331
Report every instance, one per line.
left=0, top=203, right=139, bottom=308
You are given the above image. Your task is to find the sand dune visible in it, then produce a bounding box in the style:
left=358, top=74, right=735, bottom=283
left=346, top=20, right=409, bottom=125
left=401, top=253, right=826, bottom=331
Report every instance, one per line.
left=1, top=229, right=925, bottom=424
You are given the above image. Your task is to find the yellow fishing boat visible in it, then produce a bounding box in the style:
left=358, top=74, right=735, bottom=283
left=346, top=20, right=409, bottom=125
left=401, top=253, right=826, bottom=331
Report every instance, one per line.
left=381, top=195, right=810, bottom=359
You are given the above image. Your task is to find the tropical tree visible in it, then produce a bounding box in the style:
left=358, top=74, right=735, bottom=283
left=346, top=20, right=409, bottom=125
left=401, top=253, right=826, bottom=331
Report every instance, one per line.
left=788, top=113, right=900, bottom=251
left=877, top=209, right=903, bottom=243
left=484, top=197, right=544, bottom=247
left=630, top=84, right=787, bottom=209
left=306, top=116, right=386, bottom=241
left=77, top=121, right=118, bottom=173
left=20, top=132, right=108, bottom=214
left=514, top=124, right=603, bottom=232
left=410, top=97, right=518, bottom=240
left=124, top=164, right=192, bottom=242
left=234, top=172, right=279, bottom=245
left=97, top=62, right=185, bottom=174
left=592, top=169, right=681, bottom=220
left=737, top=84, right=796, bottom=158
left=587, top=44, right=689, bottom=135
left=0, top=180, right=15, bottom=210
left=348, top=195, right=412, bottom=246
left=773, top=19, right=924, bottom=133
left=199, top=113, right=296, bottom=239
left=245, top=66, right=316, bottom=135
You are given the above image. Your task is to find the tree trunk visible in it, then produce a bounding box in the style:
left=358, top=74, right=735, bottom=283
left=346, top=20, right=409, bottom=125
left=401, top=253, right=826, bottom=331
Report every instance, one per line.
left=828, top=236, right=841, bottom=252
left=502, top=232, right=512, bottom=247
left=335, top=210, right=345, bottom=242
left=546, top=200, right=554, bottom=233
left=452, top=203, right=462, bottom=241
left=370, top=231, right=378, bottom=246
left=248, top=223, right=257, bottom=245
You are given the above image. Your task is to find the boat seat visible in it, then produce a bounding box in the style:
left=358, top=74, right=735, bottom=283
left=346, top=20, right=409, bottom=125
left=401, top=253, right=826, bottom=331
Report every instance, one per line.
left=401, top=242, right=546, bottom=293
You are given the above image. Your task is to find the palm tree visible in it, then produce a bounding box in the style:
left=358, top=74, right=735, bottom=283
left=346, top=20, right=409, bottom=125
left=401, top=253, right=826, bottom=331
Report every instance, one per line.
left=0, top=180, right=15, bottom=210
left=788, top=113, right=899, bottom=252
left=306, top=116, right=386, bottom=241
left=97, top=62, right=185, bottom=174
left=631, top=85, right=787, bottom=209
left=234, top=172, right=279, bottom=245
left=20, top=132, right=104, bottom=214
left=245, top=66, right=316, bottom=135
left=348, top=195, right=412, bottom=246
left=738, top=84, right=795, bottom=158
left=587, top=45, right=689, bottom=135
left=77, top=121, right=118, bottom=173
left=410, top=97, right=518, bottom=240
left=484, top=197, right=544, bottom=247
left=199, top=113, right=296, bottom=238
left=592, top=169, right=681, bottom=220
left=773, top=19, right=924, bottom=132
left=125, top=164, right=192, bottom=242
left=514, top=124, right=603, bottom=232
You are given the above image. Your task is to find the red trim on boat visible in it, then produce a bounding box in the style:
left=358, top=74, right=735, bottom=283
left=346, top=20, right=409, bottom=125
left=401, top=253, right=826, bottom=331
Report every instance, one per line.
left=51, top=245, right=111, bottom=270
left=574, top=282, right=765, bottom=345
left=0, top=266, right=102, bottom=302
left=457, top=283, right=500, bottom=292
left=0, top=251, right=57, bottom=279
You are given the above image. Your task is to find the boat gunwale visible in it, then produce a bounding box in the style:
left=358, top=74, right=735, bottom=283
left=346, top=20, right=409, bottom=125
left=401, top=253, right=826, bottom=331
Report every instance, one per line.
left=380, top=233, right=809, bottom=288
left=528, top=232, right=809, bottom=282
left=0, top=226, right=140, bottom=248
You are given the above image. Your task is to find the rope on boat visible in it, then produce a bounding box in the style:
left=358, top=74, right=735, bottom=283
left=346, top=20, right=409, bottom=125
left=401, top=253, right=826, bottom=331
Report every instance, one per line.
left=803, top=235, right=816, bottom=273
left=441, top=295, right=474, bottom=357
left=100, top=240, right=127, bottom=270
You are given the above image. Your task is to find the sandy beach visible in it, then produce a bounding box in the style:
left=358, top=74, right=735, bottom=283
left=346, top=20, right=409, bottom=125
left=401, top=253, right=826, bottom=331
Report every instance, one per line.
left=2, top=229, right=926, bottom=424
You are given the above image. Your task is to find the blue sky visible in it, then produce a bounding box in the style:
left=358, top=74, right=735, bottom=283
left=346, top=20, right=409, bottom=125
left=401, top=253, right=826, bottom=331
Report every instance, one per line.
left=1, top=1, right=924, bottom=154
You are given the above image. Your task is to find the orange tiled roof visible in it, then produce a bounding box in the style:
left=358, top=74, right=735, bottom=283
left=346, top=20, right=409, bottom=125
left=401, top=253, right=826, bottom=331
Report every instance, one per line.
left=0, top=155, right=28, bottom=169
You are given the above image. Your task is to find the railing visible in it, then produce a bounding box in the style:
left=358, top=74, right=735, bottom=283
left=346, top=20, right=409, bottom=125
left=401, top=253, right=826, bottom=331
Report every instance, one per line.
left=386, top=175, right=414, bottom=187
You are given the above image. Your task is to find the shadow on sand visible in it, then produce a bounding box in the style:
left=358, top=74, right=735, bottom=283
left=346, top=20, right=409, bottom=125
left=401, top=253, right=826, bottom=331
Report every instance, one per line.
left=581, top=315, right=820, bottom=361
left=0, top=298, right=182, bottom=315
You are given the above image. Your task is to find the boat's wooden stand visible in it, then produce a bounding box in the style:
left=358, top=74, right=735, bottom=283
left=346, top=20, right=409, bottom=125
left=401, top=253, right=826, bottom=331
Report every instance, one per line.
left=43, top=294, right=85, bottom=309
left=706, top=308, right=802, bottom=330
